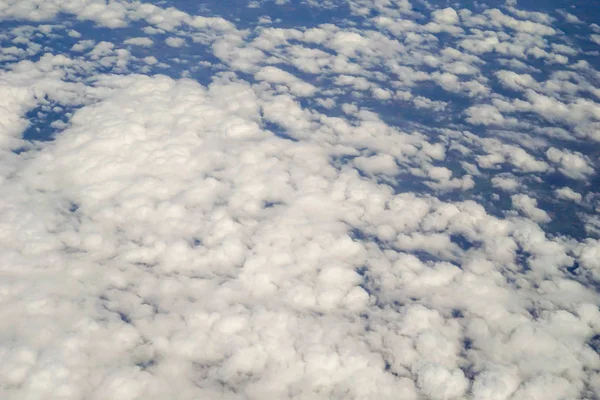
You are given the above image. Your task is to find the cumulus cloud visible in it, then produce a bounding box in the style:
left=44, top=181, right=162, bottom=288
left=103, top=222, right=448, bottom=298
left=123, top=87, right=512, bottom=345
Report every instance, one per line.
left=1, top=0, right=600, bottom=399
left=475, top=139, right=549, bottom=173
left=546, top=147, right=595, bottom=180
left=492, top=175, right=520, bottom=192
left=466, top=104, right=507, bottom=125
left=555, top=187, right=582, bottom=203
left=165, top=36, right=185, bottom=48
left=511, top=193, right=551, bottom=223
left=432, top=8, right=460, bottom=25
left=484, top=8, right=556, bottom=36
left=255, top=66, right=317, bottom=97
left=123, top=37, right=154, bottom=47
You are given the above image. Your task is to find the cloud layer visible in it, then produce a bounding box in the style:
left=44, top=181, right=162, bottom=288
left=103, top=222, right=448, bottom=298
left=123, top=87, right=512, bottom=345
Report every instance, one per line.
left=1, top=0, right=600, bottom=399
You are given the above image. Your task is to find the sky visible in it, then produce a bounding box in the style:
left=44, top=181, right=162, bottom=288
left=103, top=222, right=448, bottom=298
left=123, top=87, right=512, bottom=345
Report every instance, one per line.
left=0, top=0, right=600, bottom=399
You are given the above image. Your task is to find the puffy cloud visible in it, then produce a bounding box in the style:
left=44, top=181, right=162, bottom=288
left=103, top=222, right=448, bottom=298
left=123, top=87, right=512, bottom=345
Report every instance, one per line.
left=492, top=176, right=520, bottom=192
left=557, top=10, right=583, bottom=24
left=466, top=104, right=506, bottom=125
left=353, top=154, right=399, bottom=176
left=424, top=7, right=463, bottom=34
left=431, top=8, right=460, bottom=25
left=475, top=139, right=549, bottom=173
left=416, top=363, right=468, bottom=400
left=71, top=39, right=96, bottom=52
left=1, top=72, right=387, bottom=399
left=165, top=37, right=185, bottom=48
left=546, top=147, right=595, bottom=181
left=1, top=0, right=600, bottom=399
left=123, top=37, right=154, bottom=47
left=0, top=0, right=129, bottom=27
left=255, top=66, right=317, bottom=97
left=555, top=187, right=582, bottom=203
left=496, top=70, right=539, bottom=91
left=511, top=194, right=551, bottom=223
left=484, top=9, right=556, bottom=35
left=578, top=240, right=600, bottom=281
left=471, top=366, right=520, bottom=400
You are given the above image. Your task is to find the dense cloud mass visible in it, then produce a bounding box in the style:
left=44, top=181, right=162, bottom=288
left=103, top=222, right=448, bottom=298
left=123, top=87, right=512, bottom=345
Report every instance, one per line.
left=1, top=0, right=600, bottom=399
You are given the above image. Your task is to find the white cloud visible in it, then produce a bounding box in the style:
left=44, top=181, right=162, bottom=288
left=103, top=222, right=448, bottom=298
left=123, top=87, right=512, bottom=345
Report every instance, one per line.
left=316, top=97, right=336, bottom=109
left=428, top=166, right=453, bottom=181
left=88, top=41, right=115, bottom=58
left=551, top=43, right=578, bottom=56
left=255, top=66, right=317, bottom=97
left=142, top=56, right=158, bottom=65
left=466, top=104, right=506, bottom=125
left=0, top=0, right=128, bottom=27
left=334, top=74, right=372, bottom=91
left=471, top=367, right=520, bottom=400
left=473, top=138, right=549, bottom=173
left=555, top=187, right=582, bottom=203
left=71, top=39, right=96, bottom=52
left=1, top=0, right=600, bottom=399
left=2, top=58, right=596, bottom=397
left=496, top=70, right=539, bottom=91
left=484, top=9, right=556, bottom=36
left=413, top=96, right=447, bottom=111
left=416, top=363, right=468, bottom=400
left=165, top=36, right=186, bottom=48
left=2, top=72, right=388, bottom=398
left=371, top=87, right=393, bottom=100
left=558, top=10, right=583, bottom=24
left=431, top=8, right=460, bottom=25
left=546, top=147, right=595, bottom=180
left=353, top=154, right=399, bottom=176
left=123, top=37, right=154, bottom=47
left=511, top=194, right=551, bottom=223
left=492, top=176, right=520, bottom=192
left=510, top=375, right=579, bottom=400
left=327, top=31, right=370, bottom=57
left=507, top=7, right=554, bottom=25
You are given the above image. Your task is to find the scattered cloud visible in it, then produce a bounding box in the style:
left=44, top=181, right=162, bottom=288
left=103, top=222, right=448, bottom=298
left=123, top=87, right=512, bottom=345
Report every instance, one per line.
left=123, top=37, right=154, bottom=47
left=0, top=0, right=599, bottom=399
left=511, top=193, right=552, bottom=223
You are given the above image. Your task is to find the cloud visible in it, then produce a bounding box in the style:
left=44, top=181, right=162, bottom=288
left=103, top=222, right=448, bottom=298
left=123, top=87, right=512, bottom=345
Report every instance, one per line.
left=466, top=104, right=507, bottom=125
left=484, top=9, right=556, bottom=35
left=555, top=187, right=582, bottom=203
left=1, top=0, right=600, bottom=399
left=474, top=138, right=549, bottom=173
left=353, top=154, right=399, bottom=176
left=511, top=194, right=551, bottom=223
left=2, top=72, right=387, bottom=398
left=255, top=66, right=317, bottom=97
left=492, top=175, right=520, bottom=192
left=496, top=70, right=539, bottom=91
left=165, top=37, right=185, bottom=48
left=557, top=10, right=583, bottom=24
left=71, top=39, right=96, bottom=52
left=546, top=147, right=595, bottom=180
left=431, top=8, right=460, bottom=25
left=124, top=37, right=154, bottom=47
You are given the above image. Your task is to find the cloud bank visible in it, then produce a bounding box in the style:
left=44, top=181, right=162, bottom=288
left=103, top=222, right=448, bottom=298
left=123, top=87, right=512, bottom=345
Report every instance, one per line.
left=0, top=0, right=600, bottom=399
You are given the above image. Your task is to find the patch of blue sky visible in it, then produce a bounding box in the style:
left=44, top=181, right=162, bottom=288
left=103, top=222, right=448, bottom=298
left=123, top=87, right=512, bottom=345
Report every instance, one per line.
left=21, top=104, right=74, bottom=142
